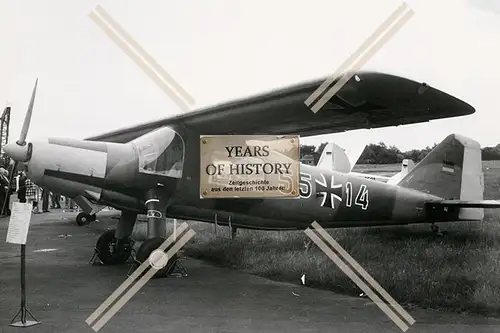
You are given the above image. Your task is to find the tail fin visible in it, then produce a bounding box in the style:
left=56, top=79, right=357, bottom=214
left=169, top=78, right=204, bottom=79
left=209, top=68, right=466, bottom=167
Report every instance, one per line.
left=400, top=159, right=415, bottom=175
left=343, top=143, right=366, bottom=170
left=316, top=143, right=333, bottom=170
left=387, top=159, right=415, bottom=185
left=317, top=142, right=365, bottom=173
left=398, top=134, right=484, bottom=220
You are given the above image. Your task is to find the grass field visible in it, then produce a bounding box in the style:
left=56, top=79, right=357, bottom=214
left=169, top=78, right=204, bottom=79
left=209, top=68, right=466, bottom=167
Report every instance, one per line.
left=173, top=161, right=500, bottom=316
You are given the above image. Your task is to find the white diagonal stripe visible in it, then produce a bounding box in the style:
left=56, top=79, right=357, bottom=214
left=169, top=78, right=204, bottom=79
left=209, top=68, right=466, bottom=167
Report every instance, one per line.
left=94, top=5, right=195, bottom=106
left=304, top=2, right=409, bottom=107
left=310, top=8, right=414, bottom=113
left=91, top=229, right=196, bottom=332
left=305, top=228, right=410, bottom=332
left=311, top=221, right=415, bottom=325
left=89, top=9, right=193, bottom=112
left=305, top=3, right=410, bottom=108
left=85, top=222, right=189, bottom=326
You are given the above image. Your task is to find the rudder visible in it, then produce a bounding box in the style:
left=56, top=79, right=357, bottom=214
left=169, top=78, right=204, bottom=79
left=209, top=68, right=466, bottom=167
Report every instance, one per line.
left=316, top=142, right=366, bottom=173
left=317, top=143, right=352, bottom=173
left=397, top=134, right=484, bottom=220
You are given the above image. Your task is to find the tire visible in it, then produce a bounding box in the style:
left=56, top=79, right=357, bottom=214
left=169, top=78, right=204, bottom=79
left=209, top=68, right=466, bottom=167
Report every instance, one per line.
left=136, top=238, right=179, bottom=277
left=96, top=229, right=132, bottom=265
left=76, top=212, right=91, bottom=226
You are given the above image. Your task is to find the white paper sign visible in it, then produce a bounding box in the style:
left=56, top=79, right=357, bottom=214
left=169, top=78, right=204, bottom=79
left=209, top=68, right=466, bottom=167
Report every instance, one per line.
left=6, top=202, right=33, bottom=245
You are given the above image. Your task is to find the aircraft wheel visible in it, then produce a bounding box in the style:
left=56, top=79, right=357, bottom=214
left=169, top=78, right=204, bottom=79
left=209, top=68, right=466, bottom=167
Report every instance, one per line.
left=76, top=212, right=95, bottom=226
left=96, top=229, right=133, bottom=265
left=136, top=237, right=178, bottom=278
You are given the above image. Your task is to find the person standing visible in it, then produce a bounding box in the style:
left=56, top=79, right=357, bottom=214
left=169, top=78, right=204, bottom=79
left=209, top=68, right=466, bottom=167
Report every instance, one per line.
left=66, top=197, right=76, bottom=211
left=64, top=196, right=72, bottom=210
left=41, top=188, right=50, bottom=213
left=15, top=171, right=27, bottom=203
left=51, top=192, right=60, bottom=209
left=0, top=168, right=10, bottom=216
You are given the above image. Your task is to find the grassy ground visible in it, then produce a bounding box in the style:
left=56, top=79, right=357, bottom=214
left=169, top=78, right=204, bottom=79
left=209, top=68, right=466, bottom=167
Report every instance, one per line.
left=173, top=161, right=500, bottom=316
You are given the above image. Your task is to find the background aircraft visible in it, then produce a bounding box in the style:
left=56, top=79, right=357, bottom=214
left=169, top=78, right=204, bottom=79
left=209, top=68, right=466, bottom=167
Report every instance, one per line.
left=317, top=142, right=415, bottom=184
left=5, top=71, right=500, bottom=277
left=316, top=141, right=365, bottom=173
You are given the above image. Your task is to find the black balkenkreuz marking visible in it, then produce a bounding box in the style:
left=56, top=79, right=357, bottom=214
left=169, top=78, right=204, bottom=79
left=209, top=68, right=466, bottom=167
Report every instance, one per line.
left=315, top=173, right=342, bottom=209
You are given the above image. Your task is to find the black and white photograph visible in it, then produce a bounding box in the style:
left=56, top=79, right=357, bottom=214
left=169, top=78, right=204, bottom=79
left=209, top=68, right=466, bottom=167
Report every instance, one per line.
left=1, top=0, right=500, bottom=332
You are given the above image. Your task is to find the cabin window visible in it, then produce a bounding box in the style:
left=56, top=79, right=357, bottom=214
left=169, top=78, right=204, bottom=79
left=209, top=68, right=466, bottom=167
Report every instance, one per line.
left=133, top=126, right=185, bottom=178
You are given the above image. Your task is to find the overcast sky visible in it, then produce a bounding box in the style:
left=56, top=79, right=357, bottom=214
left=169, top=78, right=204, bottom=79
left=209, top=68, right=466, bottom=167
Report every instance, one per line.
left=0, top=0, right=499, bottom=151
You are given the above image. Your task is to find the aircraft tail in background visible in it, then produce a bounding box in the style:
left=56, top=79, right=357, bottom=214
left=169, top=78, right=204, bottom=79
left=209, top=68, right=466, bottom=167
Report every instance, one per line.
left=316, top=142, right=366, bottom=173
left=387, top=159, right=415, bottom=185
left=317, top=141, right=411, bottom=184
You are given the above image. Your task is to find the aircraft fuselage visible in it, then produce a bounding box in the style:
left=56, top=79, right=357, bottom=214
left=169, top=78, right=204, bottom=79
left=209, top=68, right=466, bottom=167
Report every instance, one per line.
left=24, top=128, right=459, bottom=231
left=165, top=163, right=449, bottom=230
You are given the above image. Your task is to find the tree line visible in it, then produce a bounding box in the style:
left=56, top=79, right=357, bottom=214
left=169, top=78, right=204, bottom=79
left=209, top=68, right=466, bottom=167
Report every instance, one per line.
left=300, top=142, right=500, bottom=165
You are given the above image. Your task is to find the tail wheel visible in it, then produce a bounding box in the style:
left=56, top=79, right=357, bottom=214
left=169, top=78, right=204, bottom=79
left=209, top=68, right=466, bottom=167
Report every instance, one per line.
left=96, top=229, right=132, bottom=265
left=136, top=237, right=178, bottom=278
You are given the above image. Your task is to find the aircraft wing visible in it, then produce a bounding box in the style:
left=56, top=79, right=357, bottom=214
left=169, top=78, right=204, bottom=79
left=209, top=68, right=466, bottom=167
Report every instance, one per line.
left=426, top=200, right=500, bottom=208
left=85, top=71, right=475, bottom=143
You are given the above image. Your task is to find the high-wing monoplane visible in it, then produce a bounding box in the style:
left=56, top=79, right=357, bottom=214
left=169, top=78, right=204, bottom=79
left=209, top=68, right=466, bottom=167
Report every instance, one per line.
left=5, top=72, right=500, bottom=275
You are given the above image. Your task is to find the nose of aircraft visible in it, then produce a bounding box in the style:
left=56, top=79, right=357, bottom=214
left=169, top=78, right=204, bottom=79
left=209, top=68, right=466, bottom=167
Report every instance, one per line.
left=4, top=142, right=31, bottom=162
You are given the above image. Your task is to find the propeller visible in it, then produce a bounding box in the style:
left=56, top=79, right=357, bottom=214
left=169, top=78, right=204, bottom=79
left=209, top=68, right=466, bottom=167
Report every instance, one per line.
left=1, top=79, right=38, bottom=215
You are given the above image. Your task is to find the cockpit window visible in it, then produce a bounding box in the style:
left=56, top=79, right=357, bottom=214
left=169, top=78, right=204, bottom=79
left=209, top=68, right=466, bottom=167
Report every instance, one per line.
left=132, top=127, right=184, bottom=178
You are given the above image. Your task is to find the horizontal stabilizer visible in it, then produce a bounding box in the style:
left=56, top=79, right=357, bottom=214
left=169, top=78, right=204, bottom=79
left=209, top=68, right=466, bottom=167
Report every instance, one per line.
left=426, top=200, right=500, bottom=209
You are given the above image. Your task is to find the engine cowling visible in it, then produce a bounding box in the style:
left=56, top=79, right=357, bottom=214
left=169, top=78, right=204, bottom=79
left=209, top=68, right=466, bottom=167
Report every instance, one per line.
left=25, top=126, right=185, bottom=212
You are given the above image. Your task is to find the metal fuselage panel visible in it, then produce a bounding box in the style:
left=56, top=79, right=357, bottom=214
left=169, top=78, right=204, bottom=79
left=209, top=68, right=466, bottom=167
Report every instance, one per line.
left=168, top=165, right=442, bottom=229
left=163, top=131, right=444, bottom=229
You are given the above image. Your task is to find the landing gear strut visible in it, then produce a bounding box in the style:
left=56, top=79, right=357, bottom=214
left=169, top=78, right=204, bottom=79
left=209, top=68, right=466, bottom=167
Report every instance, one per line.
left=127, top=187, right=187, bottom=278
left=76, top=212, right=96, bottom=226
left=132, top=188, right=171, bottom=277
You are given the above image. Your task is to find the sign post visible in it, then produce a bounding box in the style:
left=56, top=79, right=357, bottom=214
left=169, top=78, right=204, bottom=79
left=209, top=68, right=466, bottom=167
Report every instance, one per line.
left=6, top=202, right=41, bottom=328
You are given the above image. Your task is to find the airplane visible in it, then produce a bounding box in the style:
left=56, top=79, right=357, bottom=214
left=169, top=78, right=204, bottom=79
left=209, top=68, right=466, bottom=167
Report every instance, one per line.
left=317, top=142, right=415, bottom=184
left=5, top=71, right=500, bottom=277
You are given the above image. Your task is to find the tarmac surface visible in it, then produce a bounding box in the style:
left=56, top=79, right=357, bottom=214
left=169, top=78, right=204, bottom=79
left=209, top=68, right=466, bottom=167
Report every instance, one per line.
left=1, top=210, right=500, bottom=333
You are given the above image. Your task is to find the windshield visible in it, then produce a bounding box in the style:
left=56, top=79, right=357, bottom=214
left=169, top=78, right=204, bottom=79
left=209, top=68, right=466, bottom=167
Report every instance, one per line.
left=132, top=126, right=184, bottom=178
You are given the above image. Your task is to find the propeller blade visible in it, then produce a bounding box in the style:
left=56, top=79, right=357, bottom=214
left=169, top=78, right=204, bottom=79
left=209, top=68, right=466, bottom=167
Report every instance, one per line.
left=17, top=78, right=38, bottom=146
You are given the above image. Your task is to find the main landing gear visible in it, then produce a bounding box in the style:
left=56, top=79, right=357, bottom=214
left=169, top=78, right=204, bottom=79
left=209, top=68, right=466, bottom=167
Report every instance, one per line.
left=90, top=210, right=137, bottom=265
left=90, top=231, right=186, bottom=277
left=129, top=188, right=181, bottom=278
left=131, top=238, right=182, bottom=278
left=76, top=212, right=96, bottom=226
left=90, top=189, right=188, bottom=278
left=90, top=229, right=134, bottom=265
